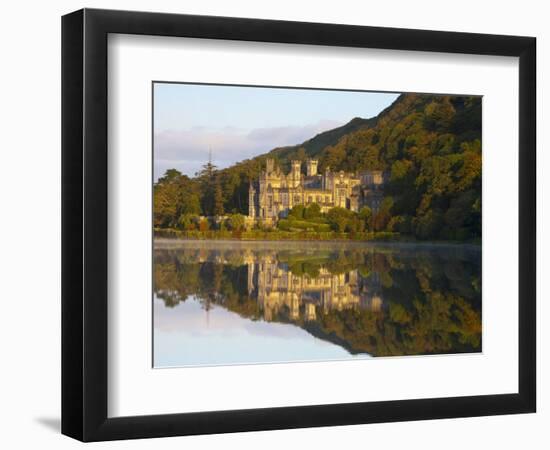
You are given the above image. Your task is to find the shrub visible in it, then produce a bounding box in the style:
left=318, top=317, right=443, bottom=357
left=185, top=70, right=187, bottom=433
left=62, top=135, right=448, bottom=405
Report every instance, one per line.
left=303, top=203, right=321, bottom=220
left=326, top=207, right=355, bottom=232
left=288, top=204, right=305, bottom=219
left=199, top=218, right=210, bottom=232
left=226, top=213, right=245, bottom=231
left=177, top=213, right=199, bottom=231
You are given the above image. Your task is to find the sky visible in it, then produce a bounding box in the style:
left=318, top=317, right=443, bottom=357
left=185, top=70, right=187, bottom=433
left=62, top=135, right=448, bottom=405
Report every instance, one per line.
left=153, top=83, right=399, bottom=180
left=154, top=295, right=367, bottom=368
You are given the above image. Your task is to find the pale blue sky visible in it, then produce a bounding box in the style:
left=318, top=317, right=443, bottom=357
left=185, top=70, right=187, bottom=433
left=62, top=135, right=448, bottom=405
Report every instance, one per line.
left=153, top=83, right=399, bottom=179
left=154, top=295, right=368, bottom=368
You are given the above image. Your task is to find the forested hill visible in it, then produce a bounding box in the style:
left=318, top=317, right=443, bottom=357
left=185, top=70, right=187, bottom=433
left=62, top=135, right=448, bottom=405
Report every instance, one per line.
left=154, top=93, right=482, bottom=241
left=269, top=116, right=376, bottom=165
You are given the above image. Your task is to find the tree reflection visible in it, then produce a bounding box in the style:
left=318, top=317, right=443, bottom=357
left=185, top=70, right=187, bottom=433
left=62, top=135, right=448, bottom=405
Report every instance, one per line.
left=154, top=243, right=481, bottom=357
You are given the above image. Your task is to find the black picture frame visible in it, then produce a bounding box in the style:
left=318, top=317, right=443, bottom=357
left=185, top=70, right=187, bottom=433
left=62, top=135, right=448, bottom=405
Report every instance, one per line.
left=61, top=8, right=536, bottom=442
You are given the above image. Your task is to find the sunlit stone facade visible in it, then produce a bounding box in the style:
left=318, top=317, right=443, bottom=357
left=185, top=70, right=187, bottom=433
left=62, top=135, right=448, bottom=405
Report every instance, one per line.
left=246, top=255, right=383, bottom=322
left=248, top=158, right=385, bottom=222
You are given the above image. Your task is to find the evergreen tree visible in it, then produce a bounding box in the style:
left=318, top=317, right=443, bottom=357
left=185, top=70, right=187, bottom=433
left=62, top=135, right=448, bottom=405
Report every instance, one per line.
left=196, top=150, right=218, bottom=216
left=213, top=176, right=224, bottom=216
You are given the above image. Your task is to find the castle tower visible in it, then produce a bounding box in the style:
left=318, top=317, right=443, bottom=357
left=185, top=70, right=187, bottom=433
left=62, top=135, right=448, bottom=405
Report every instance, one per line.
left=265, top=158, right=275, bottom=174
left=248, top=183, right=257, bottom=217
left=306, top=159, right=318, bottom=176
left=372, top=170, right=383, bottom=186
left=291, top=160, right=301, bottom=177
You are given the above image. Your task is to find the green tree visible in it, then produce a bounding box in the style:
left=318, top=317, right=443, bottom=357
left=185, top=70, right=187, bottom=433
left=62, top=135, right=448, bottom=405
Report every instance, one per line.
left=372, top=197, right=394, bottom=231
left=178, top=213, right=199, bottom=231
left=227, top=214, right=245, bottom=231
left=303, top=203, right=321, bottom=220
left=196, top=154, right=219, bottom=216
left=424, top=97, right=456, bottom=131
left=213, top=177, right=224, bottom=216
left=358, top=206, right=372, bottom=231
left=153, top=170, right=201, bottom=228
left=288, top=204, right=305, bottom=219
left=157, top=168, right=183, bottom=184
left=327, top=207, right=354, bottom=232
left=153, top=184, right=178, bottom=227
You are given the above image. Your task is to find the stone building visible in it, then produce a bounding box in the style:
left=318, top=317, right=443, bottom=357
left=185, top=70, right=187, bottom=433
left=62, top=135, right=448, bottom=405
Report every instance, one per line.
left=248, top=158, right=385, bottom=222
left=246, top=255, right=384, bottom=322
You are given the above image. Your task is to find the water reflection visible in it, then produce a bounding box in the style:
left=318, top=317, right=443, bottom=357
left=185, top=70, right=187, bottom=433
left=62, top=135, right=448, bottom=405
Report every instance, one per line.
left=248, top=253, right=383, bottom=321
left=154, top=240, right=481, bottom=367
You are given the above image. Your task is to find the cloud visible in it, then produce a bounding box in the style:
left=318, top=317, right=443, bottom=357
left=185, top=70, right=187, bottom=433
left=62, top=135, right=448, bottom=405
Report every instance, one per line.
left=154, top=120, right=342, bottom=179
left=247, top=120, right=341, bottom=144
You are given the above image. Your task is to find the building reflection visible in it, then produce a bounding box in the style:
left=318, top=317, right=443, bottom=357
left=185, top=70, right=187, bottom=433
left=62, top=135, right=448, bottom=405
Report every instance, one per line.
left=245, top=253, right=383, bottom=322
left=154, top=242, right=482, bottom=357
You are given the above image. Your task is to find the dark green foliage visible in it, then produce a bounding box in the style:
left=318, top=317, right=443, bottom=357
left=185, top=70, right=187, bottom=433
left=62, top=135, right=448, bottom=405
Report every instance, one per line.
left=308, top=94, right=481, bottom=240
left=213, top=179, right=224, bottom=216
left=225, top=214, right=246, bottom=232
left=196, top=157, right=223, bottom=216
left=288, top=204, right=305, bottom=219
left=269, top=116, right=377, bottom=166
left=325, top=207, right=365, bottom=233
left=154, top=93, right=481, bottom=241
left=154, top=171, right=201, bottom=228
left=303, top=203, right=321, bottom=220
left=154, top=245, right=481, bottom=356
left=372, top=197, right=394, bottom=232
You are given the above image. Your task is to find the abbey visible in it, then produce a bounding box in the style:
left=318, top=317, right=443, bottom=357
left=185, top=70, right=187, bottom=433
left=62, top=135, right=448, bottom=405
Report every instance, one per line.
left=248, top=158, right=385, bottom=222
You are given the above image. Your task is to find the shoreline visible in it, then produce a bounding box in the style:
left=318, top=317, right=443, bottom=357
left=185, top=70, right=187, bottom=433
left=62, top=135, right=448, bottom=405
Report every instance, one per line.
left=154, top=236, right=482, bottom=250
left=153, top=228, right=481, bottom=247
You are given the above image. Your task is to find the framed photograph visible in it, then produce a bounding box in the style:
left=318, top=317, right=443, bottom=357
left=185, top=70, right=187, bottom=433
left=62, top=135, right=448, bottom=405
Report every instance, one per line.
left=61, top=8, right=536, bottom=441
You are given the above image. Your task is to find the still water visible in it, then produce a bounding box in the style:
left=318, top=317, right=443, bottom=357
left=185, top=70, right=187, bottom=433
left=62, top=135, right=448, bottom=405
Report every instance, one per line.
left=153, top=239, right=481, bottom=368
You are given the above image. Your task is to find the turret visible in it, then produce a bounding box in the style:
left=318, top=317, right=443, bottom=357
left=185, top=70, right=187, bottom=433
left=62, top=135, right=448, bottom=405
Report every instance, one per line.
left=306, top=159, right=318, bottom=176
left=323, top=166, right=332, bottom=190
left=248, top=183, right=257, bottom=217
left=265, top=158, right=275, bottom=174
left=291, top=160, right=301, bottom=177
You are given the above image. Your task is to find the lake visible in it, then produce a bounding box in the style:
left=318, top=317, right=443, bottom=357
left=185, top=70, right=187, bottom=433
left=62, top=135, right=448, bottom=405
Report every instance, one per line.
left=153, top=239, right=481, bottom=368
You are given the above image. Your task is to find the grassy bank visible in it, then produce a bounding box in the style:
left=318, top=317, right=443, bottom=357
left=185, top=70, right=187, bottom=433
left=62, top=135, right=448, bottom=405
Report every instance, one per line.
left=154, top=227, right=401, bottom=242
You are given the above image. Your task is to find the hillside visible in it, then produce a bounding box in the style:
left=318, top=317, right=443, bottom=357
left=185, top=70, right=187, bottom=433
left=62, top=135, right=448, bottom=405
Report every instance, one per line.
left=268, top=116, right=376, bottom=167
left=154, top=93, right=482, bottom=241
